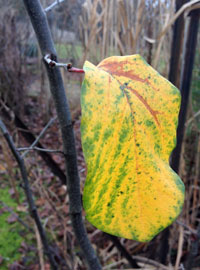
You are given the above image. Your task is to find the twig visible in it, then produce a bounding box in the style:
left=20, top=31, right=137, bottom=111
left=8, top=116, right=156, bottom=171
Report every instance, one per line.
left=104, top=256, right=170, bottom=270
left=131, top=255, right=170, bottom=270
left=175, top=226, right=184, bottom=270
left=45, top=0, right=65, bottom=13
left=44, top=54, right=85, bottom=73
left=22, top=1, right=101, bottom=269
left=0, top=119, right=58, bottom=270
left=143, top=36, right=156, bottom=44
left=18, top=146, right=64, bottom=154
left=12, top=113, right=66, bottom=185
left=22, top=116, right=57, bottom=158
left=34, top=223, right=45, bottom=270
left=176, top=220, right=197, bottom=235
left=185, top=109, right=200, bottom=127
left=105, top=234, right=139, bottom=268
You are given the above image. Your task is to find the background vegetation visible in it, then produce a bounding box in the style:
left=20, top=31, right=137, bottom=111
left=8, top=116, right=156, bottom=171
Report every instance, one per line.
left=0, top=0, right=199, bottom=269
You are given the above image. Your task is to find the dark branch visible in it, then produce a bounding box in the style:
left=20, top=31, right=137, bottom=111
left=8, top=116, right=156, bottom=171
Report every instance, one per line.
left=105, top=234, right=140, bottom=268
left=22, top=1, right=101, bottom=269
left=0, top=119, right=58, bottom=270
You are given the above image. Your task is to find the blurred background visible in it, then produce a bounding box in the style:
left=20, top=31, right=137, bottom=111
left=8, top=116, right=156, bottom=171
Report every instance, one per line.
left=0, top=0, right=199, bottom=269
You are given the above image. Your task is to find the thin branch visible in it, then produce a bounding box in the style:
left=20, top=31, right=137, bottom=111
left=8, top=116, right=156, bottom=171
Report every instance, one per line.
left=185, top=109, right=200, bottom=127
left=22, top=116, right=57, bottom=158
left=143, top=36, right=156, bottom=44
left=0, top=119, right=58, bottom=270
left=18, top=146, right=64, bottom=154
left=45, top=0, right=65, bottom=13
left=175, top=226, right=184, bottom=270
left=34, top=223, right=45, bottom=270
left=12, top=113, right=66, bottom=185
left=44, top=54, right=85, bottom=73
left=105, top=234, right=139, bottom=268
left=102, top=259, right=126, bottom=270
left=131, top=255, right=170, bottom=270
left=22, top=1, right=101, bottom=269
left=176, top=220, right=197, bottom=235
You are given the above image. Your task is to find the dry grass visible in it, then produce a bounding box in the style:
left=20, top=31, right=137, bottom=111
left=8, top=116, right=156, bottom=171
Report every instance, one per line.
left=79, top=0, right=176, bottom=73
left=79, top=0, right=199, bottom=75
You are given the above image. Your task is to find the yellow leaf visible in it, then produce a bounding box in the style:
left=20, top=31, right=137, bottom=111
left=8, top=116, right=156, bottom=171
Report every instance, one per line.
left=81, top=54, right=185, bottom=242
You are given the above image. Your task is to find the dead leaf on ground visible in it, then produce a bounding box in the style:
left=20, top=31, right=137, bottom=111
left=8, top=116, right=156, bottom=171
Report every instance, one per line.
left=16, top=205, right=27, bottom=212
left=7, top=213, right=18, bottom=224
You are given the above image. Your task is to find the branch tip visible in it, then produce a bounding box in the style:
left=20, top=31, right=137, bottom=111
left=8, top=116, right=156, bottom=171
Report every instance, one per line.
left=45, top=0, right=66, bottom=13
left=44, top=54, right=84, bottom=73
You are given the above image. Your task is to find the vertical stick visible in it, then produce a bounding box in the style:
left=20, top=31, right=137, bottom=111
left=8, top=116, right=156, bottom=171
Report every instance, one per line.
left=133, top=0, right=145, bottom=53
left=175, top=226, right=184, bottom=270
left=158, top=4, right=199, bottom=266
left=22, top=1, right=102, bottom=269
left=171, top=9, right=200, bottom=173
left=168, top=0, right=190, bottom=88
left=101, top=0, right=108, bottom=59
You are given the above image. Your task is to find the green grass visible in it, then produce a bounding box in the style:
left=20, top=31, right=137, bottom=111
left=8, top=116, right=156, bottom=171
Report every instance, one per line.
left=55, top=43, right=120, bottom=64
left=55, top=43, right=83, bottom=60
left=0, top=186, right=25, bottom=269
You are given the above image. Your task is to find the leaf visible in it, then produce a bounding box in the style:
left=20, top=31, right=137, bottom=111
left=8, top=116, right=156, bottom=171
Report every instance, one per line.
left=81, top=54, right=185, bottom=242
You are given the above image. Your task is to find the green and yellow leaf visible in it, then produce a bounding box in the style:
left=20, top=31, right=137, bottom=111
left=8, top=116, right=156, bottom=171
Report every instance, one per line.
left=81, top=54, right=185, bottom=242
